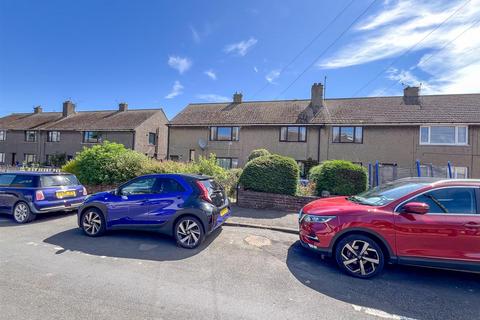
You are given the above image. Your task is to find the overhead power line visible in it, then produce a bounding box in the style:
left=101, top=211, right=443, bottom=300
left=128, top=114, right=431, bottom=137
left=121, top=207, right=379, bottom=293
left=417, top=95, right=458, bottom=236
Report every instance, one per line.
left=351, top=0, right=472, bottom=97
left=251, top=0, right=356, bottom=99
left=275, top=0, right=379, bottom=99
left=385, top=18, right=480, bottom=93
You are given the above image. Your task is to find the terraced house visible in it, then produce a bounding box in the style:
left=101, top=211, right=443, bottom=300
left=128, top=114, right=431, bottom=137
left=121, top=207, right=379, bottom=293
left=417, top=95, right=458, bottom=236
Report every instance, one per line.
left=169, top=84, right=480, bottom=178
left=0, top=101, right=168, bottom=166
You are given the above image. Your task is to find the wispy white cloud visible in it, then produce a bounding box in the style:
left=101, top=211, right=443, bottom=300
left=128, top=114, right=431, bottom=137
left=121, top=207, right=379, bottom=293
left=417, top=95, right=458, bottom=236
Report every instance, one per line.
left=204, top=70, right=217, bottom=80
left=196, top=94, right=230, bottom=102
left=224, top=37, right=258, bottom=56
left=265, top=69, right=281, bottom=84
left=190, top=26, right=201, bottom=43
left=253, top=66, right=259, bottom=73
left=168, top=56, right=192, bottom=74
left=318, top=0, right=480, bottom=94
left=165, top=81, right=184, bottom=99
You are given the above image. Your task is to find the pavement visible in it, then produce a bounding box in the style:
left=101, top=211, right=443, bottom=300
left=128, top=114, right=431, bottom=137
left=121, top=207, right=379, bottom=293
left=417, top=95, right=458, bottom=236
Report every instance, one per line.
left=225, top=205, right=298, bottom=234
left=1, top=212, right=480, bottom=320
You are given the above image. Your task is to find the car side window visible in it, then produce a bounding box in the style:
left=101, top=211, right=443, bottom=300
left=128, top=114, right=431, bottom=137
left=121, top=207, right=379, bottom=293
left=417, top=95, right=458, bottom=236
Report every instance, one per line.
left=10, top=175, right=36, bottom=188
left=156, top=178, right=185, bottom=194
left=120, top=177, right=157, bottom=196
left=406, top=188, right=477, bottom=214
left=0, top=174, right=16, bottom=186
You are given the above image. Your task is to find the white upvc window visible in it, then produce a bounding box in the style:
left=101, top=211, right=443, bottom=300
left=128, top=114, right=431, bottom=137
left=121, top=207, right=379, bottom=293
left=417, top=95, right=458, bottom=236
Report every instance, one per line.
left=419, top=125, right=468, bottom=145
left=0, top=130, right=6, bottom=141
left=450, top=166, right=468, bottom=179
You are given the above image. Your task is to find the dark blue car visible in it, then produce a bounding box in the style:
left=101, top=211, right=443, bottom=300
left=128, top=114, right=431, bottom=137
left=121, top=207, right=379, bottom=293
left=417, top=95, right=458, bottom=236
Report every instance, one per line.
left=0, top=172, right=87, bottom=223
left=77, top=174, right=230, bottom=249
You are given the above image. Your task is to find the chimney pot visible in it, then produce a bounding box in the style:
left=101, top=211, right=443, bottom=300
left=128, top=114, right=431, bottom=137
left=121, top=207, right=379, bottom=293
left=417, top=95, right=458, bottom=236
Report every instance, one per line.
left=34, top=106, right=43, bottom=114
left=62, top=100, right=76, bottom=117
left=403, top=86, right=420, bottom=105
left=311, top=82, right=324, bottom=108
left=233, top=92, right=243, bottom=103
left=119, top=102, right=128, bottom=112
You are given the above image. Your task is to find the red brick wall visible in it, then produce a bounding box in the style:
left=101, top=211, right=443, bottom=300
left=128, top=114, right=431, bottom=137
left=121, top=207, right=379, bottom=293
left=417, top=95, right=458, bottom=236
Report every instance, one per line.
left=237, top=188, right=319, bottom=212
left=85, top=184, right=117, bottom=194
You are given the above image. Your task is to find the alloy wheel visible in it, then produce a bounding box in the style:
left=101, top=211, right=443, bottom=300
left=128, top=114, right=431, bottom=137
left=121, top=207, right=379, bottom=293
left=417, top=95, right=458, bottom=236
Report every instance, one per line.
left=176, top=219, right=201, bottom=247
left=340, top=240, right=380, bottom=277
left=14, top=203, right=29, bottom=223
left=83, top=211, right=102, bottom=236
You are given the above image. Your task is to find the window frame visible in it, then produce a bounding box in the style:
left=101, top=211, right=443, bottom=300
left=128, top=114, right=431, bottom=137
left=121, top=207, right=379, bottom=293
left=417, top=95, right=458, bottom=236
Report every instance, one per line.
left=279, top=126, right=307, bottom=142
left=419, top=125, right=468, bottom=146
left=209, top=126, right=240, bottom=141
left=395, top=186, right=480, bottom=216
left=47, top=131, right=61, bottom=142
left=25, top=130, right=37, bottom=142
left=24, top=153, right=37, bottom=164
left=0, top=130, right=6, bottom=141
left=216, top=157, right=239, bottom=169
left=332, top=126, right=363, bottom=144
left=0, top=152, right=5, bottom=164
left=83, top=131, right=103, bottom=143
left=148, top=132, right=156, bottom=145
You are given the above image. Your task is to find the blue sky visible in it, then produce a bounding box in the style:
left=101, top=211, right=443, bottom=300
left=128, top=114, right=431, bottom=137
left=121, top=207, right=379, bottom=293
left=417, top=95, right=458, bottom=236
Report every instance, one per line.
left=1, top=0, right=479, bottom=119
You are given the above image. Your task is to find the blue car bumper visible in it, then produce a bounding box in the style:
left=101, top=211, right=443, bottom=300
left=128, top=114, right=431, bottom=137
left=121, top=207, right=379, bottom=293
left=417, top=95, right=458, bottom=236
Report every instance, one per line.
left=31, top=196, right=86, bottom=214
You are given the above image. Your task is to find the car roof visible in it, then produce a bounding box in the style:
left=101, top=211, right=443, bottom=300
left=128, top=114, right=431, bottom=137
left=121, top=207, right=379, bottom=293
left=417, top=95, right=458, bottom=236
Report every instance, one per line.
left=141, top=173, right=213, bottom=180
left=0, top=171, right=70, bottom=176
left=393, top=177, right=480, bottom=186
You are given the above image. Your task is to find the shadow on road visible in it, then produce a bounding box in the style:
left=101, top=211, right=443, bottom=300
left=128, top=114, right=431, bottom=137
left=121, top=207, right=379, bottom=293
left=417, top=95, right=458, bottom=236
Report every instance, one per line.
left=0, top=211, right=76, bottom=227
left=43, top=226, right=222, bottom=262
left=286, top=241, right=480, bottom=320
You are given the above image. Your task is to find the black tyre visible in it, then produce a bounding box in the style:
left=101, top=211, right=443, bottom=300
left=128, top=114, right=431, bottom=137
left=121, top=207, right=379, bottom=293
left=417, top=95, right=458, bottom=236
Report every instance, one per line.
left=174, top=216, right=205, bottom=249
left=80, top=208, right=106, bottom=237
left=335, top=234, right=384, bottom=279
left=12, top=201, right=35, bottom=224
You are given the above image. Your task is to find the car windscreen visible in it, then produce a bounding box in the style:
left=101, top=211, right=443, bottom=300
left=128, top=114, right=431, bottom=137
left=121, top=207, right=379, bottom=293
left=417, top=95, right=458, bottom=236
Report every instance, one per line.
left=40, top=174, right=79, bottom=187
left=349, top=181, right=429, bottom=206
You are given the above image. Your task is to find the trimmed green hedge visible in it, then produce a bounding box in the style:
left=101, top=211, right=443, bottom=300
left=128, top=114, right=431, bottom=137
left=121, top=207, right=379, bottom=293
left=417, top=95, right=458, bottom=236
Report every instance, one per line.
left=240, top=154, right=299, bottom=195
left=309, top=160, right=367, bottom=196
left=247, top=149, right=270, bottom=162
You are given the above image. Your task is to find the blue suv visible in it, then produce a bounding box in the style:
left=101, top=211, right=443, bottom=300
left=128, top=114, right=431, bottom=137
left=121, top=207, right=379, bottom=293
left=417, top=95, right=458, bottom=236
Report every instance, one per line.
left=0, top=172, right=87, bottom=223
left=78, top=174, right=231, bottom=249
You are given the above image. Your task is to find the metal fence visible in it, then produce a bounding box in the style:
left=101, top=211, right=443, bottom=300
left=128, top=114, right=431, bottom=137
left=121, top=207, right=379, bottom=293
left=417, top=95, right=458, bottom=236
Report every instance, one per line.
left=0, top=165, right=60, bottom=173
left=368, top=161, right=462, bottom=187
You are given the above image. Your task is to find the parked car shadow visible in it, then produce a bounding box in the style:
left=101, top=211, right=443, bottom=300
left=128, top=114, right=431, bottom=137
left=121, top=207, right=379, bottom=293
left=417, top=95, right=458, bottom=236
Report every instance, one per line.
left=0, top=211, right=77, bottom=227
left=286, top=241, right=480, bottom=320
left=43, top=227, right=222, bottom=262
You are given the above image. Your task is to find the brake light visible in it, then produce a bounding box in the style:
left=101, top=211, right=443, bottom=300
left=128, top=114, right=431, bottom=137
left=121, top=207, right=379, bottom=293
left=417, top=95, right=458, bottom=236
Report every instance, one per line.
left=35, top=190, right=45, bottom=201
left=82, top=186, right=88, bottom=195
left=195, top=181, right=212, bottom=203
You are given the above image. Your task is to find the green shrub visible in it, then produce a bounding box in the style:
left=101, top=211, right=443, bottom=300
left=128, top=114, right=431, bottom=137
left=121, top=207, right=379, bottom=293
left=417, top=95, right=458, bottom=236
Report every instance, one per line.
left=247, top=149, right=270, bottom=162
left=309, top=160, right=367, bottom=196
left=240, top=154, right=299, bottom=195
left=218, top=168, right=243, bottom=199
left=62, top=141, right=150, bottom=185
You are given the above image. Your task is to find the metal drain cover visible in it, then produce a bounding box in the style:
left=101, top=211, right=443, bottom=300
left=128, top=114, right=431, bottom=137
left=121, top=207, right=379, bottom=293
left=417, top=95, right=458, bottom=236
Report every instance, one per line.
left=244, top=235, right=271, bottom=247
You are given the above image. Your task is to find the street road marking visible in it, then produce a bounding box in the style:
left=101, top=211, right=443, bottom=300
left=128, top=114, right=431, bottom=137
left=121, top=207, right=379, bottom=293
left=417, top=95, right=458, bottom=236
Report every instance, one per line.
left=139, top=243, right=158, bottom=251
left=352, top=304, right=417, bottom=320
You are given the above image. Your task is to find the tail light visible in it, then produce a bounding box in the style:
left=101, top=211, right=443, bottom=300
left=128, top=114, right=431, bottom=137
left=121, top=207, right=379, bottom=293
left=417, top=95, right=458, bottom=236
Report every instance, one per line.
left=195, top=181, right=212, bottom=203
left=35, top=190, right=45, bottom=201
left=82, top=186, right=88, bottom=196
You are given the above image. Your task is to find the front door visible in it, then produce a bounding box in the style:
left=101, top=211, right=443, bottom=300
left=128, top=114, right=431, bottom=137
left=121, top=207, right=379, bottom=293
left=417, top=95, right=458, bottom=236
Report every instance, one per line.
left=395, top=187, right=480, bottom=262
left=11, top=153, right=16, bottom=166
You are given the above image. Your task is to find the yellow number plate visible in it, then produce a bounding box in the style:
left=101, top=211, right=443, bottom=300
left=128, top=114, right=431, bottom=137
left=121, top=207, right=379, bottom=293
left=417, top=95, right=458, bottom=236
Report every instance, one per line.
left=56, top=190, right=76, bottom=199
left=220, top=208, right=229, bottom=216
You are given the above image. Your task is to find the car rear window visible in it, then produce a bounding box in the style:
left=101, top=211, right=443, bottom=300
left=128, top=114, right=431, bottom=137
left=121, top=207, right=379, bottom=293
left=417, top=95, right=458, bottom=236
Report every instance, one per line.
left=40, top=174, right=79, bottom=187
left=198, top=179, right=222, bottom=196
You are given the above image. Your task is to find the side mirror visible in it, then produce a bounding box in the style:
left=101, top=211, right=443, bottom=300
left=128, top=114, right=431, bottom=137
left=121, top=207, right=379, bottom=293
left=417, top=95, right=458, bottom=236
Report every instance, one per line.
left=402, top=202, right=429, bottom=215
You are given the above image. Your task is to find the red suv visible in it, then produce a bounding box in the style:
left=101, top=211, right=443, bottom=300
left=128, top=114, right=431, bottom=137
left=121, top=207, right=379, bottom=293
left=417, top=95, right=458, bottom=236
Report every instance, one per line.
left=299, top=178, right=480, bottom=278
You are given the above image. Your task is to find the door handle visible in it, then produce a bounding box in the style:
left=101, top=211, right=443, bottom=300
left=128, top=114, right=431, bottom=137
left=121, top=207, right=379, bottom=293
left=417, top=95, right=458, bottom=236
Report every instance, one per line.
left=464, top=222, right=480, bottom=228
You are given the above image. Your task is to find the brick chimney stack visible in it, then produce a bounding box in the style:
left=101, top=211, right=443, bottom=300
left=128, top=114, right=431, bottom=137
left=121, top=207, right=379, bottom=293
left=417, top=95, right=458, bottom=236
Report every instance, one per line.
left=62, top=100, right=76, bottom=117
left=403, top=86, right=420, bottom=105
left=233, top=92, right=243, bottom=103
left=119, top=102, right=128, bottom=112
left=311, top=83, right=324, bottom=108
left=33, top=106, right=43, bottom=114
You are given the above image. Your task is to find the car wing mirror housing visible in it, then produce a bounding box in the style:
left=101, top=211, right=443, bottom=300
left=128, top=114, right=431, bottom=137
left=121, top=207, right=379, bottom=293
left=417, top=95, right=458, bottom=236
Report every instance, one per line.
left=403, top=202, right=429, bottom=214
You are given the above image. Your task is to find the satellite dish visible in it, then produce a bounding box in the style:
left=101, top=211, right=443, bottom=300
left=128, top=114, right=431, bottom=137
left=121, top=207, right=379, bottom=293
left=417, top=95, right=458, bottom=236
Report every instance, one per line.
left=198, top=138, right=208, bottom=150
